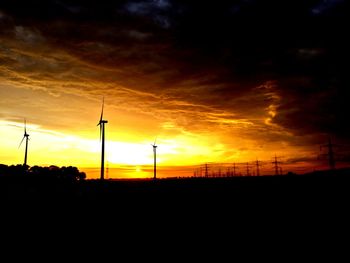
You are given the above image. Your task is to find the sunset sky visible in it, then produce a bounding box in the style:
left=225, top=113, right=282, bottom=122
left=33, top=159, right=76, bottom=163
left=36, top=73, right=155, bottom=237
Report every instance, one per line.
left=1, top=0, right=349, bottom=178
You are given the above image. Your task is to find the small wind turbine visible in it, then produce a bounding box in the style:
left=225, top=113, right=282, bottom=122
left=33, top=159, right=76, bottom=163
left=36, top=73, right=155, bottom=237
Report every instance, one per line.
left=151, top=137, right=158, bottom=180
left=97, top=97, right=108, bottom=180
left=19, top=119, right=30, bottom=167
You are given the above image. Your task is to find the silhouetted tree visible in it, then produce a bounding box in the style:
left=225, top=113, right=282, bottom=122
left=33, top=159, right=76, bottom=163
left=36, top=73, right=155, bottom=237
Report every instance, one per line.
left=0, top=164, right=86, bottom=181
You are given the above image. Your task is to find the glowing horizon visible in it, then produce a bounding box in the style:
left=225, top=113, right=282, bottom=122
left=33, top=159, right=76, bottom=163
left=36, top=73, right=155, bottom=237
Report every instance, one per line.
left=0, top=117, right=339, bottom=179
left=1, top=1, right=349, bottom=178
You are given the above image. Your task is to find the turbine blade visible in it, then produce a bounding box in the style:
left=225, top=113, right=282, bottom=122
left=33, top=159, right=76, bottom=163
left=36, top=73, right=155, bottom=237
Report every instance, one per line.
left=24, top=118, right=27, bottom=134
left=154, top=136, right=157, bottom=146
left=100, top=97, right=104, bottom=121
left=19, top=136, right=25, bottom=149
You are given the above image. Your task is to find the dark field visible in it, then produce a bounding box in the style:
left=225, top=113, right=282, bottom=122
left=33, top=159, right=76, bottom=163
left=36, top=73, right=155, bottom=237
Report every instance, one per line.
left=2, top=169, right=349, bottom=244
left=2, top=169, right=349, bottom=205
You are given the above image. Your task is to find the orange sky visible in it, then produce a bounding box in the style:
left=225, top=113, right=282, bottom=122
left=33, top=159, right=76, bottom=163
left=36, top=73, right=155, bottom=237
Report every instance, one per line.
left=0, top=89, right=330, bottom=178
left=1, top=1, right=348, bottom=178
left=0, top=45, right=337, bottom=178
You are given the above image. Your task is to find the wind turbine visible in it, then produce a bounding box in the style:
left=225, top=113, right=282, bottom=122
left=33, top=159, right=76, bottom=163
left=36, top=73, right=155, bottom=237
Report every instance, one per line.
left=19, top=119, right=30, bottom=167
left=97, top=97, right=108, bottom=180
left=151, top=137, right=158, bottom=180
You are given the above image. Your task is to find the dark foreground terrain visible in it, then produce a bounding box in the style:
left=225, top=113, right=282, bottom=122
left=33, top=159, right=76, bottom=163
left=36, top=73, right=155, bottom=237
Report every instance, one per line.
left=1, top=168, right=349, bottom=205
left=2, top=169, right=349, bottom=250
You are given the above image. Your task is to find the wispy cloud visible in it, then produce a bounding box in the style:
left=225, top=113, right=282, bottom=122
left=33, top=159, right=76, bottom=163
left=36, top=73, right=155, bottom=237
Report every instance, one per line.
left=0, top=0, right=349, bottom=172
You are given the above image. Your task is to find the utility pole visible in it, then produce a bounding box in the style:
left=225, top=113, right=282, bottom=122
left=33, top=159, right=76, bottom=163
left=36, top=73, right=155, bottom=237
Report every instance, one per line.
left=205, top=163, right=209, bottom=178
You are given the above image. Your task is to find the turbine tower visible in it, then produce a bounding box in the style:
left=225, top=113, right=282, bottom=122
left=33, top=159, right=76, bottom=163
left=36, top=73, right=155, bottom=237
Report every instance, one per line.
left=97, top=98, right=108, bottom=180
left=151, top=138, right=158, bottom=180
left=19, top=119, right=30, bottom=167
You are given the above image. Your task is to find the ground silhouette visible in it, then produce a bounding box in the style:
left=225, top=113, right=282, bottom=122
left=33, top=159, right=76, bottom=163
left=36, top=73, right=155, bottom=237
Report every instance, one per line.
left=1, top=164, right=349, bottom=207
left=0, top=164, right=85, bottom=200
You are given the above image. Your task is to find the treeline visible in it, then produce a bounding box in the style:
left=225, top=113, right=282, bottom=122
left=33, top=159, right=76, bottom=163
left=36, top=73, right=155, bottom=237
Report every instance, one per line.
left=0, top=164, right=86, bottom=181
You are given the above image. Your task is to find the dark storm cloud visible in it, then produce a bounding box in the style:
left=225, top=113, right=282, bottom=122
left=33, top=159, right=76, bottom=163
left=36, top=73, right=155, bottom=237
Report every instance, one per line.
left=311, top=0, right=345, bottom=15
left=125, top=1, right=171, bottom=15
left=1, top=0, right=349, bottom=143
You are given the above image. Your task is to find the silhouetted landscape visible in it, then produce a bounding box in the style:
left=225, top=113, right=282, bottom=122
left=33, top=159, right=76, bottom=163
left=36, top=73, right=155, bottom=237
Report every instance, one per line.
left=2, top=164, right=349, bottom=206
left=0, top=164, right=85, bottom=200
left=1, top=1, right=350, bottom=236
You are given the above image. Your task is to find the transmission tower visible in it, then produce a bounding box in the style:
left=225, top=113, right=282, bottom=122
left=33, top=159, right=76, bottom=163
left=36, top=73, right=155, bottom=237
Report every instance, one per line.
left=272, top=155, right=282, bottom=176
left=320, top=136, right=339, bottom=170
left=255, top=159, right=263, bottom=176
left=205, top=163, right=209, bottom=177
left=232, top=163, right=238, bottom=177
left=246, top=162, right=252, bottom=176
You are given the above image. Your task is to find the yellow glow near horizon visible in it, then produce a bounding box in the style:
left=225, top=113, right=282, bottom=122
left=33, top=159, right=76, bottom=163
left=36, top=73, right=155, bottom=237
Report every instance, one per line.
left=0, top=116, right=326, bottom=179
left=0, top=103, right=321, bottom=179
left=1, top=13, right=347, bottom=181
left=0, top=119, right=222, bottom=169
left=133, top=166, right=149, bottom=178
